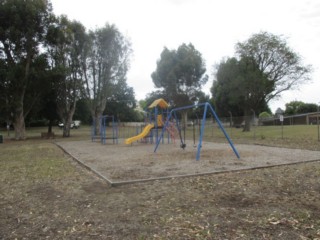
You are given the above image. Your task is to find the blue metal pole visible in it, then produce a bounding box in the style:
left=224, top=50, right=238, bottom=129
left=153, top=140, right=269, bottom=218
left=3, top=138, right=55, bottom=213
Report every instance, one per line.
left=154, top=111, right=172, bottom=153
left=196, top=103, right=208, bottom=160
left=112, top=116, right=115, bottom=144
left=154, top=102, right=240, bottom=160
left=207, top=103, right=240, bottom=159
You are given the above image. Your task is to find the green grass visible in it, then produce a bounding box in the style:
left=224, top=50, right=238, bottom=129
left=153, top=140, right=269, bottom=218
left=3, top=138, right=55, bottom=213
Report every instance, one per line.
left=181, top=123, right=320, bottom=151
left=188, top=124, right=320, bottom=141
left=0, top=125, right=92, bottom=141
left=1, top=123, right=319, bottom=150
left=0, top=143, right=77, bottom=183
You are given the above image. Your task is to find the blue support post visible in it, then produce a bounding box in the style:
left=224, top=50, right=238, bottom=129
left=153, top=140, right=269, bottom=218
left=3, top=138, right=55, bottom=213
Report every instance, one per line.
left=196, top=103, right=208, bottom=160
left=154, top=102, right=240, bottom=160
left=154, top=111, right=172, bottom=153
left=207, top=103, right=240, bottom=159
left=102, top=116, right=106, bottom=144
left=97, top=115, right=119, bottom=145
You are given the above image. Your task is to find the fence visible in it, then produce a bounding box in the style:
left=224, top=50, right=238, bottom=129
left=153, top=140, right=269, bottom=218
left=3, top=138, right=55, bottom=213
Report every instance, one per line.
left=193, top=113, right=320, bottom=142
left=100, top=112, right=320, bottom=144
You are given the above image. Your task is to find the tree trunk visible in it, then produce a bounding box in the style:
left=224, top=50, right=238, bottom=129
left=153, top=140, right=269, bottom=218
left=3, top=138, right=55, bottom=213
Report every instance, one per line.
left=13, top=54, right=30, bottom=140
left=93, top=110, right=102, bottom=136
left=243, top=109, right=251, bottom=132
left=62, top=114, right=73, bottom=137
left=47, top=119, right=53, bottom=133
left=63, top=124, right=71, bottom=137
left=14, top=108, right=26, bottom=140
left=57, top=96, right=77, bottom=138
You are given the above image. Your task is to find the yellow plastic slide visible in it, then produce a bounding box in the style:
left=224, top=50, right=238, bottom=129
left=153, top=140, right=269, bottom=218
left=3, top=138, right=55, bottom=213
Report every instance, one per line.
left=125, top=124, right=154, bottom=144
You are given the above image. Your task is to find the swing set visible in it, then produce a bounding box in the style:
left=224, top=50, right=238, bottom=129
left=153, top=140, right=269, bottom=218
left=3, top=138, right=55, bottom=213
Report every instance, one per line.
left=154, top=102, right=240, bottom=161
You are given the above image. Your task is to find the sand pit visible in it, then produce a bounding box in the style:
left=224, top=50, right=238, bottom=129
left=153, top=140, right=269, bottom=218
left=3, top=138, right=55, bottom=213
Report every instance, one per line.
left=56, top=140, right=320, bottom=185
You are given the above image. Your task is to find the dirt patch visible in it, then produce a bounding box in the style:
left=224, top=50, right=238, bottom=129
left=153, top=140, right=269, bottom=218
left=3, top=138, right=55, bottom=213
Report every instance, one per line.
left=2, top=141, right=320, bottom=239
left=56, top=139, right=320, bottom=184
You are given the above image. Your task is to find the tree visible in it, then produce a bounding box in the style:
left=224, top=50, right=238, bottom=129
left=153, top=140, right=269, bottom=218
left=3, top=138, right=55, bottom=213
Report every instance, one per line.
left=0, top=0, right=53, bottom=139
left=82, top=24, right=132, bottom=134
left=24, top=54, right=54, bottom=130
left=46, top=15, right=87, bottom=137
left=212, top=57, right=271, bottom=130
left=103, top=83, right=139, bottom=122
left=152, top=43, right=208, bottom=107
left=138, top=99, right=148, bottom=110
left=151, top=43, right=208, bottom=124
left=259, top=111, right=272, bottom=118
left=285, top=101, right=318, bottom=115
left=212, top=32, right=311, bottom=131
left=236, top=32, right=311, bottom=101
left=188, top=92, right=212, bottom=120
left=73, top=98, right=91, bottom=124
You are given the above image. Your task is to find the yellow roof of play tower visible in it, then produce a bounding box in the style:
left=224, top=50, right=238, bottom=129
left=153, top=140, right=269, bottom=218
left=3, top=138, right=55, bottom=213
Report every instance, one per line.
left=148, top=98, right=169, bottom=109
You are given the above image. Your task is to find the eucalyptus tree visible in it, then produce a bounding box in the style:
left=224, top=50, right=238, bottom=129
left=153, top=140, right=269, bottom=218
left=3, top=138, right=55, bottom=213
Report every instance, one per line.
left=46, top=15, right=88, bottom=137
left=82, top=24, right=132, bottom=134
left=151, top=43, right=208, bottom=107
left=0, top=0, right=52, bottom=139
left=236, top=32, right=311, bottom=101
left=151, top=43, right=208, bottom=124
left=212, top=57, right=271, bottom=130
left=104, top=85, right=138, bottom=122
left=212, top=32, right=311, bottom=131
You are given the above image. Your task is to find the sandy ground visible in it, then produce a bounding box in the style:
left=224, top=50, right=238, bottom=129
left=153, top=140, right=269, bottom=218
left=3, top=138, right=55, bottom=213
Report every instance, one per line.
left=56, top=139, right=320, bottom=184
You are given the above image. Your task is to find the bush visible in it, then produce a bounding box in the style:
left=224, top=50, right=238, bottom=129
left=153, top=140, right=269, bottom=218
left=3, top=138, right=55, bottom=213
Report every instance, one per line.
left=259, top=111, right=272, bottom=118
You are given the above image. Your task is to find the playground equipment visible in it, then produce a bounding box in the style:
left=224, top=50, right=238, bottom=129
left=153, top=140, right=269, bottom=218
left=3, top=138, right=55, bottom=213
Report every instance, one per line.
left=92, top=115, right=118, bottom=144
left=125, top=123, right=154, bottom=144
left=125, top=98, right=175, bottom=144
left=154, top=102, right=240, bottom=161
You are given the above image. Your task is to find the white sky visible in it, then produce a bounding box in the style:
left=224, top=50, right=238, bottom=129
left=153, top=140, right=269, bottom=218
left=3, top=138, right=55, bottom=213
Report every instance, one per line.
left=51, top=0, right=320, bottom=112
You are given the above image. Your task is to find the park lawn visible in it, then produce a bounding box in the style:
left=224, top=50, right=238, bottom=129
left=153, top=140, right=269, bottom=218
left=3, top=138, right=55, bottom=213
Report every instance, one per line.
left=181, top=124, right=320, bottom=151
left=1, top=133, right=320, bottom=239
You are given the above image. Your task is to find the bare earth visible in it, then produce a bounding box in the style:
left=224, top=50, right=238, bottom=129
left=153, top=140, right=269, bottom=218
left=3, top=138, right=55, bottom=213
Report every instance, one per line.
left=2, top=138, right=320, bottom=239
left=56, top=139, right=320, bottom=184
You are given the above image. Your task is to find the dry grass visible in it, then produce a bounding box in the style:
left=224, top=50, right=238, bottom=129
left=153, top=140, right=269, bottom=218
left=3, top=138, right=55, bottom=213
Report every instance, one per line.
left=1, top=126, right=320, bottom=239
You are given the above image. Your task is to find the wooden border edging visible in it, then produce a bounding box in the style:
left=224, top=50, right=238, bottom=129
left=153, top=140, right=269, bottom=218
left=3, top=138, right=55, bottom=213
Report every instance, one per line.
left=54, top=142, right=320, bottom=187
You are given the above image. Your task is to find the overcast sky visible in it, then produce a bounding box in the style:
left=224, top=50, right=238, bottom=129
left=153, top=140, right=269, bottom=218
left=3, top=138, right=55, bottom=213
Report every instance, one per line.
left=51, top=0, right=320, bottom=112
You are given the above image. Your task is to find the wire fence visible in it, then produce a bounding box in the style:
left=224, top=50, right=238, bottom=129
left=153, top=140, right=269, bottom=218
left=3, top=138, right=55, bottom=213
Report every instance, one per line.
left=87, top=112, right=320, bottom=147
left=189, top=113, right=320, bottom=142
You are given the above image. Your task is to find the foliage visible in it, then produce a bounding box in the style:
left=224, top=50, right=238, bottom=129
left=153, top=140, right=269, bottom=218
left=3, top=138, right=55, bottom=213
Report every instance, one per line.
left=138, top=99, right=147, bottom=110
left=151, top=43, right=208, bottom=108
left=103, top=85, right=142, bottom=122
left=259, top=111, right=272, bottom=118
left=0, top=0, right=53, bottom=139
left=188, top=92, right=212, bottom=120
left=73, top=98, right=91, bottom=124
left=45, top=15, right=87, bottom=137
left=212, top=57, right=270, bottom=117
left=82, top=24, right=133, bottom=132
left=0, top=1, right=135, bottom=138
left=236, top=31, right=311, bottom=101
left=212, top=31, right=312, bottom=132
left=284, top=101, right=318, bottom=115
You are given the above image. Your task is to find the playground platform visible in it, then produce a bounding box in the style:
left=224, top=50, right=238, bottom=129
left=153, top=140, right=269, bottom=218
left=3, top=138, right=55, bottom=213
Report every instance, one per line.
left=56, top=140, right=320, bottom=186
